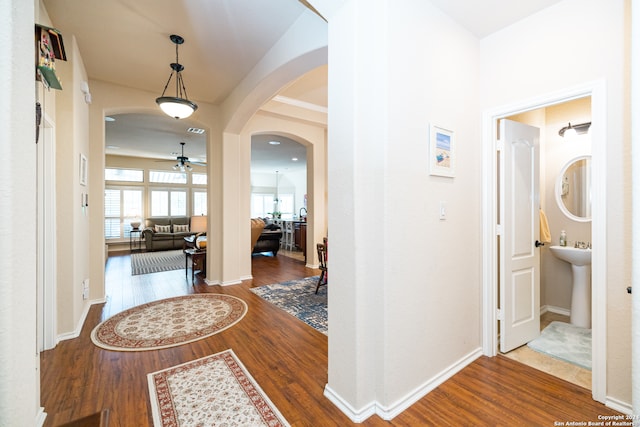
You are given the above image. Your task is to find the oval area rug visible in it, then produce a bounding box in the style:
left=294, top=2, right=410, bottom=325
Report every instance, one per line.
left=91, top=294, right=247, bottom=351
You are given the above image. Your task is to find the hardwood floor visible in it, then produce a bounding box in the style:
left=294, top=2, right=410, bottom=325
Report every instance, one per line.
left=40, top=252, right=621, bottom=426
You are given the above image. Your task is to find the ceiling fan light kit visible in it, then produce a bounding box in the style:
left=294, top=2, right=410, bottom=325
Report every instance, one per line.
left=168, top=142, right=205, bottom=172
left=156, top=34, right=198, bottom=119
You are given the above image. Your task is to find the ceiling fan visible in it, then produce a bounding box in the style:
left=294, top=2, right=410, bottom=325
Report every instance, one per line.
left=158, top=142, right=206, bottom=171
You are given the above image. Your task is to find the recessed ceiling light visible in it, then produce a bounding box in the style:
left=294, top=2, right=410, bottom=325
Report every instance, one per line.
left=292, top=157, right=298, bottom=161
left=105, top=116, right=115, bottom=122
left=187, top=127, right=205, bottom=134
left=268, top=141, right=280, bottom=145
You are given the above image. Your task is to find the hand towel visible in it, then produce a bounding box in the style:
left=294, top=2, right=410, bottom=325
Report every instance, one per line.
left=539, top=209, right=551, bottom=243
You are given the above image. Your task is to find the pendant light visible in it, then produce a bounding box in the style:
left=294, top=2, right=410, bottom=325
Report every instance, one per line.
left=156, top=34, right=198, bottom=119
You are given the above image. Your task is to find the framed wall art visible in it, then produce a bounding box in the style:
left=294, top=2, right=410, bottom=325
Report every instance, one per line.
left=429, top=124, right=455, bottom=178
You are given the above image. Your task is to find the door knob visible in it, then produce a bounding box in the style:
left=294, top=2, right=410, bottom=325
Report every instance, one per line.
left=535, top=240, right=545, bottom=247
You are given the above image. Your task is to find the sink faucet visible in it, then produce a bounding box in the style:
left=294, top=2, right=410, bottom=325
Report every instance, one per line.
left=299, top=207, right=307, bottom=219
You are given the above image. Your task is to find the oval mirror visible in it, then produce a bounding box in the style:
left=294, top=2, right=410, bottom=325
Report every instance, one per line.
left=555, top=155, right=591, bottom=222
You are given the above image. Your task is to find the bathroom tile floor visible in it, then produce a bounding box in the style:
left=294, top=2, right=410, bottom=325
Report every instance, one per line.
left=501, top=312, right=592, bottom=390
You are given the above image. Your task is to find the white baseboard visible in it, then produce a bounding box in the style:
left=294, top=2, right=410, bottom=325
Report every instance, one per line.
left=56, top=298, right=106, bottom=343
left=35, top=407, right=46, bottom=427
left=204, top=277, right=245, bottom=286
left=324, top=347, right=483, bottom=422
left=605, top=396, right=632, bottom=415
left=323, top=385, right=377, bottom=423
left=306, top=262, right=319, bottom=269
left=377, top=348, right=483, bottom=420
left=541, top=305, right=571, bottom=317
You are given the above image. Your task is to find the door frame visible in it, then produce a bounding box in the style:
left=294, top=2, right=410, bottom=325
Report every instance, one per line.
left=37, top=113, right=57, bottom=351
left=481, top=80, right=607, bottom=403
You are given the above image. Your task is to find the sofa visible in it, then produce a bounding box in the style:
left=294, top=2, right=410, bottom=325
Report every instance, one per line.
left=142, top=217, right=198, bottom=251
left=251, top=218, right=283, bottom=255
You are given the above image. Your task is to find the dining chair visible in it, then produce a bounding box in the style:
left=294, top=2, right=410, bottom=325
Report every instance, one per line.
left=316, top=242, right=328, bottom=294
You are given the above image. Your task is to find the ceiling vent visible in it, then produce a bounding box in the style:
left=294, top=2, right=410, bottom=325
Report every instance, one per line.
left=187, top=127, right=205, bottom=134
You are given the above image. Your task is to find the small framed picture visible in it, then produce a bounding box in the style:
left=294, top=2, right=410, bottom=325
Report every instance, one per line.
left=429, top=124, right=455, bottom=178
left=79, top=153, right=88, bottom=186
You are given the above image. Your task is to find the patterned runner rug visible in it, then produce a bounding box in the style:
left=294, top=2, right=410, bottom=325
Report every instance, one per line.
left=91, top=294, right=247, bottom=351
left=131, top=250, right=185, bottom=275
left=148, top=349, right=290, bottom=427
left=250, top=276, right=327, bottom=335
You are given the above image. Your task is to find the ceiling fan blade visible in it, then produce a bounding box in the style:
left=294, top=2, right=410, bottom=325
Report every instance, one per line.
left=190, top=161, right=207, bottom=166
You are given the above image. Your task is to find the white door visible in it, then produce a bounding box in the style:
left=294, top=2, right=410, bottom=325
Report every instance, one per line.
left=499, top=119, right=541, bottom=353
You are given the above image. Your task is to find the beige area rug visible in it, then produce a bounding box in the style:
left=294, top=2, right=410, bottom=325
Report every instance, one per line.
left=148, top=349, right=290, bottom=427
left=91, top=294, right=247, bottom=351
left=131, top=250, right=185, bottom=275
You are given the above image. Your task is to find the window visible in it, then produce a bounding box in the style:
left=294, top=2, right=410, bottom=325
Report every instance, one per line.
left=104, top=188, right=143, bottom=239
left=105, top=168, right=143, bottom=182
left=193, top=190, right=207, bottom=216
left=278, top=194, right=294, bottom=218
left=251, top=193, right=275, bottom=218
left=192, top=173, right=207, bottom=185
left=171, top=191, right=186, bottom=216
left=149, top=170, right=187, bottom=184
left=151, top=190, right=187, bottom=217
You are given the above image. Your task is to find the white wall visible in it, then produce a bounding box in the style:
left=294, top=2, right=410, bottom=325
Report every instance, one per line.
left=326, top=0, right=482, bottom=419
left=480, top=0, right=630, bottom=407
left=0, top=1, right=40, bottom=425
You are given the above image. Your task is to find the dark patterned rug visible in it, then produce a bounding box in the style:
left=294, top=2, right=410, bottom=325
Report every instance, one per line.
left=250, top=276, right=327, bottom=335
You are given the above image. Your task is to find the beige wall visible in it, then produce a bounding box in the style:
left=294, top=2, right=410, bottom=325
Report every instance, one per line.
left=543, top=98, right=592, bottom=311
left=54, top=35, right=91, bottom=336
left=88, top=79, right=222, bottom=290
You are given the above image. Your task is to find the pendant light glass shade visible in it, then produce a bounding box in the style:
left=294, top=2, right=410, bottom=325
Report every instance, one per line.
left=157, top=96, right=197, bottom=119
left=156, top=35, right=198, bottom=119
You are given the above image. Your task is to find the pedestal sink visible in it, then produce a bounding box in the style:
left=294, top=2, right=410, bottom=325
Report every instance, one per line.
left=549, top=246, right=591, bottom=328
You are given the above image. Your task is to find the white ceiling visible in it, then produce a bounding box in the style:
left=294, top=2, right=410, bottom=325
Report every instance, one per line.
left=44, top=0, right=563, bottom=171
left=428, top=0, right=564, bottom=38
